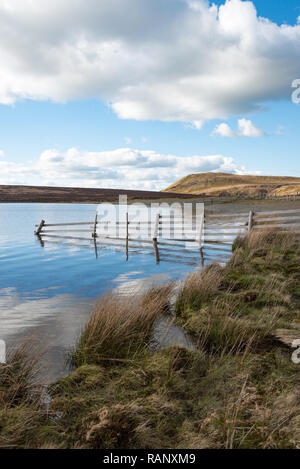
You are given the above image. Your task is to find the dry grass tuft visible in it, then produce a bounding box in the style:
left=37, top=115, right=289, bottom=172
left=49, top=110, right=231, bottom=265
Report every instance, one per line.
left=175, top=265, right=224, bottom=314
left=72, top=283, right=174, bottom=366
left=232, top=228, right=296, bottom=263
left=0, top=340, right=50, bottom=449
left=0, top=339, right=43, bottom=408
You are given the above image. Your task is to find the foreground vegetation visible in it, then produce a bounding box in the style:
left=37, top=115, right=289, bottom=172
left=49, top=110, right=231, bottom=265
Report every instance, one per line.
left=1, top=229, right=300, bottom=449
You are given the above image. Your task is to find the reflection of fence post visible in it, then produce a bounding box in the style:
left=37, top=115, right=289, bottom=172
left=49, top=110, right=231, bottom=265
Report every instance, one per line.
left=36, top=234, right=44, bottom=248
left=153, top=213, right=160, bottom=264
left=34, top=219, right=45, bottom=235
left=94, top=238, right=98, bottom=259
left=248, top=210, right=254, bottom=232
left=126, top=212, right=129, bottom=261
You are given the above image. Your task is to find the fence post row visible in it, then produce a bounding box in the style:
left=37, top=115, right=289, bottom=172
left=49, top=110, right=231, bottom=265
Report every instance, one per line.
left=34, top=207, right=300, bottom=264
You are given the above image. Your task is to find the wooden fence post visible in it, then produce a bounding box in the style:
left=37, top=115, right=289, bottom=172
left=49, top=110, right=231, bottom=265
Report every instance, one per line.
left=92, top=213, right=98, bottom=238
left=197, top=209, right=205, bottom=266
left=93, top=212, right=99, bottom=258
left=248, top=210, right=254, bottom=232
left=196, top=210, right=205, bottom=248
left=126, top=212, right=129, bottom=261
left=34, top=219, right=45, bottom=235
left=153, top=213, right=160, bottom=264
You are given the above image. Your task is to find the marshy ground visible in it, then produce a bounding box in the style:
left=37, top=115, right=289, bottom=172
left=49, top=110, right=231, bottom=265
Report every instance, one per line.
left=1, top=228, right=300, bottom=449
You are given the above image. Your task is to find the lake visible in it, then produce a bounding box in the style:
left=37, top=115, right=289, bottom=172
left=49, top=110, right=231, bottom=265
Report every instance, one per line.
left=0, top=203, right=198, bottom=381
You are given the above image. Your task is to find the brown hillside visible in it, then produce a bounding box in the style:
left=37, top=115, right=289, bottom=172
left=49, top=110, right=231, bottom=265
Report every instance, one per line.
left=0, top=184, right=189, bottom=203
left=163, top=172, right=300, bottom=197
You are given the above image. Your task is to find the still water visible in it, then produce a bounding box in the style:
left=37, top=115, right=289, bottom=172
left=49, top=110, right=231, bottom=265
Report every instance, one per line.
left=0, top=203, right=197, bottom=381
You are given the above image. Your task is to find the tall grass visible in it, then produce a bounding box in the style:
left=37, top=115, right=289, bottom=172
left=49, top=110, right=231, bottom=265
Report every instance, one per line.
left=231, top=228, right=297, bottom=266
left=175, top=265, right=224, bottom=314
left=174, top=228, right=295, bottom=357
left=71, top=283, right=174, bottom=366
left=0, top=339, right=43, bottom=408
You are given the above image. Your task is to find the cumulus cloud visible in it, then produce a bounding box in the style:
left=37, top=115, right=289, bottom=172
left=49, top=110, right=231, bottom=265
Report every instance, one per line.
left=237, top=118, right=265, bottom=137
left=0, top=147, right=254, bottom=190
left=0, top=0, right=299, bottom=123
left=212, top=119, right=265, bottom=137
left=212, top=123, right=235, bottom=138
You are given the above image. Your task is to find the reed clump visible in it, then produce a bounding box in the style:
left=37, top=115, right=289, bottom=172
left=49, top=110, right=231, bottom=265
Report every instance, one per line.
left=71, top=283, right=174, bottom=366
left=175, top=265, right=225, bottom=314
left=0, top=340, right=43, bottom=408
left=0, top=341, right=54, bottom=449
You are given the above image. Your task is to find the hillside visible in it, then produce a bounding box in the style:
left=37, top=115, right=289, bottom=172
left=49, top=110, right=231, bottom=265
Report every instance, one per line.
left=0, top=184, right=189, bottom=203
left=164, top=172, right=300, bottom=198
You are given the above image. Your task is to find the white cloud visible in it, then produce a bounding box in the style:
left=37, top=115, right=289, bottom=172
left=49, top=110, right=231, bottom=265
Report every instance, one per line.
left=0, top=0, right=299, bottom=122
left=0, top=150, right=4, bottom=158
left=237, top=118, right=265, bottom=137
left=0, top=147, right=254, bottom=190
left=212, top=123, right=235, bottom=138
left=212, top=119, right=265, bottom=138
left=124, top=137, right=132, bottom=144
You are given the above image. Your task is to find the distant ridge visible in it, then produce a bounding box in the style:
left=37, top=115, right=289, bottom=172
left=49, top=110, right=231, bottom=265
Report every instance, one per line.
left=0, top=184, right=190, bottom=203
left=164, top=172, right=300, bottom=198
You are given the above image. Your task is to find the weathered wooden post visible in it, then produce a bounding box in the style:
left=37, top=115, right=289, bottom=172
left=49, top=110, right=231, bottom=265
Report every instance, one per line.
left=196, top=209, right=205, bottom=265
left=92, top=212, right=99, bottom=258
left=92, top=212, right=98, bottom=238
left=153, top=213, right=160, bottom=264
left=34, top=219, right=45, bottom=235
left=248, top=210, right=254, bottom=232
left=126, top=212, right=129, bottom=261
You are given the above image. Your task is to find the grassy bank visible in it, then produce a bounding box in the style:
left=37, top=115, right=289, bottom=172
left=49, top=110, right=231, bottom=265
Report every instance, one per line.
left=1, top=229, right=300, bottom=449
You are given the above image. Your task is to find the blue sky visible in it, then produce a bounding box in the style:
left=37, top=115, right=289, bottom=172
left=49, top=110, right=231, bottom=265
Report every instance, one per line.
left=0, top=0, right=299, bottom=190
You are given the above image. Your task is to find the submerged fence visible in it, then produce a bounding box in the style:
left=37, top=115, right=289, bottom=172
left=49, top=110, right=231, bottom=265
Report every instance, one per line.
left=34, top=207, right=300, bottom=266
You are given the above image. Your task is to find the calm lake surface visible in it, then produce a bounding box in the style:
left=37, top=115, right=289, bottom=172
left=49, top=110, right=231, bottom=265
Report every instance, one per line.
left=0, top=203, right=197, bottom=381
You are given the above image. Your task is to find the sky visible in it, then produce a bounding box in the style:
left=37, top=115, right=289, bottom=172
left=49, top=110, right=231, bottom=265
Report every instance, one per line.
left=0, top=0, right=299, bottom=190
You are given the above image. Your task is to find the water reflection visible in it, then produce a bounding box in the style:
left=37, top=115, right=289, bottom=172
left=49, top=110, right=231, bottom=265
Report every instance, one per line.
left=0, top=203, right=200, bottom=381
